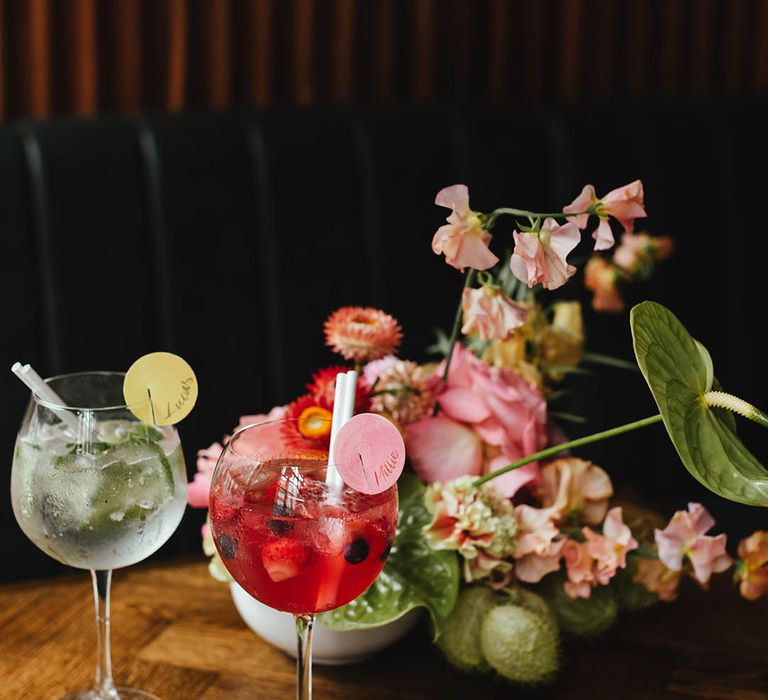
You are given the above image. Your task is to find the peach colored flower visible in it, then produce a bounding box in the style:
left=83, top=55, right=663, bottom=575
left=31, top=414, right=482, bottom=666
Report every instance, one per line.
left=435, top=343, right=548, bottom=497
left=655, top=503, right=732, bottom=585
left=423, top=476, right=518, bottom=583
left=736, top=530, right=768, bottom=601
left=368, top=358, right=436, bottom=425
left=324, top=306, right=403, bottom=362
left=633, top=558, right=682, bottom=602
left=564, top=180, right=646, bottom=251
left=432, top=184, right=499, bottom=271
left=510, top=218, right=580, bottom=290
left=461, top=286, right=528, bottom=341
left=583, top=507, right=638, bottom=584
left=585, top=256, right=624, bottom=312
left=562, top=539, right=596, bottom=599
left=538, top=458, right=613, bottom=526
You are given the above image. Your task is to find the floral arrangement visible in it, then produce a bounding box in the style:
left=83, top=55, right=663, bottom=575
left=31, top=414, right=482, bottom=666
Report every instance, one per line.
left=188, top=180, right=768, bottom=685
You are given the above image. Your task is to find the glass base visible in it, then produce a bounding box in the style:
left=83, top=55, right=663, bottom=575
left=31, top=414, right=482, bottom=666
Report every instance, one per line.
left=60, top=688, right=161, bottom=700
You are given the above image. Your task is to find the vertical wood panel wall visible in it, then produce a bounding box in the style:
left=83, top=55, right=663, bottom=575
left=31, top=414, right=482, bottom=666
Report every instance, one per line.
left=1, top=0, right=767, bottom=121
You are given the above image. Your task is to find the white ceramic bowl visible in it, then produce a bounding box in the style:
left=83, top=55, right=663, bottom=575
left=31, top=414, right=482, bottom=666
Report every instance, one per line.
left=230, top=582, right=421, bottom=665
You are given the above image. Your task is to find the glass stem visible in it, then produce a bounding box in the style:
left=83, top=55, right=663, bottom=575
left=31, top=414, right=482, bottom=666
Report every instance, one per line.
left=91, top=569, right=119, bottom=699
left=295, top=614, right=315, bottom=700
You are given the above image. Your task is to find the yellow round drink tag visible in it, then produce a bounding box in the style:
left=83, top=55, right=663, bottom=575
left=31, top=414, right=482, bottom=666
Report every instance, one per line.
left=123, top=352, right=198, bottom=426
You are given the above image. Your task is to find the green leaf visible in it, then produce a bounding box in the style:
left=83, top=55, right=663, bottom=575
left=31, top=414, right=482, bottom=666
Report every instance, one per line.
left=319, top=473, right=460, bottom=638
left=129, top=424, right=164, bottom=444
left=630, top=301, right=768, bottom=506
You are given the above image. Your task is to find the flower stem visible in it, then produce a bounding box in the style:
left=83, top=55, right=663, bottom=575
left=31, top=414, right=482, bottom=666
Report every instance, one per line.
left=474, top=413, right=664, bottom=486
left=485, top=207, right=592, bottom=229
left=433, top=268, right=476, bottom=416
left=703, top=391, right=768, bottom=429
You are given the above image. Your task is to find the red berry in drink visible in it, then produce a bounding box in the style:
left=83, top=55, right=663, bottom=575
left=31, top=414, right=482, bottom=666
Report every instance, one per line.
left=261, top=538, right=310, bottom=582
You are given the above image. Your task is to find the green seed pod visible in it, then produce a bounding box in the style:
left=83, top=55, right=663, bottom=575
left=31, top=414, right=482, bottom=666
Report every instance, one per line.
left=546, top=578, right=618, bottom=638
left=437, top=584, right=497, bottom=673
left=480, top=605, right=560, bottom=685
left=503, top=586, right=557, bottom=630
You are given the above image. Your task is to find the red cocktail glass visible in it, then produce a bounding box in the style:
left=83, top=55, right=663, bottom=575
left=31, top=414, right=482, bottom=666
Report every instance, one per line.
left=209, top=419, right=398, bottom=699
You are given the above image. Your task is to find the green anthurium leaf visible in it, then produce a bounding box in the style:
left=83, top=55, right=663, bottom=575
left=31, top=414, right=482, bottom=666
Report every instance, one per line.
left=631, top=301, right=768, bottom=506
left=318, top=472, right=460, bottom=638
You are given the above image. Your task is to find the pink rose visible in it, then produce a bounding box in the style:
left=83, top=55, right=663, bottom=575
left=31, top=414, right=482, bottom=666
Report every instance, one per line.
left=654, top=503, right=732, bottom=585
left=509, top=218, right=580, bottom=290
left=432, top=185, right=499, bottom=271
left=461, top=286, right=528, bottom=341
left=440, top=344, right=547, bottom=496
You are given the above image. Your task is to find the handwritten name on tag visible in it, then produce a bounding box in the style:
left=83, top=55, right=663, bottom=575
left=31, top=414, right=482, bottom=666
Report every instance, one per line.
left=333, top=413, right=405, bottom=494
left=123, top=352, right=198, bottom=426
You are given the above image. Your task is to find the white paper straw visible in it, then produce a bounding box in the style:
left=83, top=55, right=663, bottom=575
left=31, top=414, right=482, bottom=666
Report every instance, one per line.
left=11, top=362, right=80, bottom=431
left=341, top=370, right=357, bottom=424
left=325, top=372, right=347, bottom=489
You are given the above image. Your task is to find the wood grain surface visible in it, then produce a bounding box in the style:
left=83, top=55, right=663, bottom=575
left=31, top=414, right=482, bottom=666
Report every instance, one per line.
left=1, top=558, right=766, bottom=699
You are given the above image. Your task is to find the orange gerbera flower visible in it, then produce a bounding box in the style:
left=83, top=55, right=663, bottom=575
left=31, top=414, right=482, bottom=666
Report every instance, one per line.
left=324, top=306, right=403, bottom=362
left=282, top=394, right=333, bottom=453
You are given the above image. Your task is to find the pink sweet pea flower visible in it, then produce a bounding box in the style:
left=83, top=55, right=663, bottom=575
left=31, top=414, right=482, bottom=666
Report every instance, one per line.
left=563, top=180, right=646, bottom=251
left=432, top=185, right=499, bottom=272
left=461, top=286, right=528, bottom=341
left=583, top=507, right=638, bottom=584
left=562, top=539, right=596, bottom=599
left=509, top=218, right=580, bottom=290
left=654, top=503, right=733, bottom=585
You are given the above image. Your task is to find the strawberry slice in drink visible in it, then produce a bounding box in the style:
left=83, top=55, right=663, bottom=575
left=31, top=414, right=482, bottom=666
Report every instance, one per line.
left=261, top=538, right=310, bottom=583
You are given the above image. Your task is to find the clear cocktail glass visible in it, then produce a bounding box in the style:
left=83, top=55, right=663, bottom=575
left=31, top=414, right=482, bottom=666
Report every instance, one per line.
left=10, top=372, right=188, bottom=699
left=208, top=419, right=398, bottom=700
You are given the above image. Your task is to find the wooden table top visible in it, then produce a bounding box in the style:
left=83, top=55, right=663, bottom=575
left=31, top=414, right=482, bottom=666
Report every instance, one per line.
left=1, top=557, right=766, bottom=700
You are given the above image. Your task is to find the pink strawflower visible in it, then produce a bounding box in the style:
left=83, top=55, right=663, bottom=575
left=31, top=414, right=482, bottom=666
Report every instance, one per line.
left=562, top=539, right=596, bottom=599
left=654, top=503, right=732, bottom=585
left=432, top=184, right=499, bottom=271
left=368, top=358, right=436, bottom=425
left=461, top=286, right=528, bottom=341
left=584, top=256, right=624, bottom=312
left=424, top=343, right=548, bottom=497
left=324, top=306, right=403, bottom=362
left=564, top=180, right=646, bottom=251
left=583, top=507, right=638, bottom=584
left=510, top=218, right=580, bottom=290
left=736, top=530, right=768, bottom=601
left=363, top=355, right=399, bottom=386
left=187, top=442, right=224, bottom=507
left=633, top=558, right=682, bottom=602
left=538, top=458, right=613, bottom=526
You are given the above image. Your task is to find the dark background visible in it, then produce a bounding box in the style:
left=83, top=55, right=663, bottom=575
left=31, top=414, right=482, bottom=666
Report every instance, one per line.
left=2, top=0, right=768, bottom=582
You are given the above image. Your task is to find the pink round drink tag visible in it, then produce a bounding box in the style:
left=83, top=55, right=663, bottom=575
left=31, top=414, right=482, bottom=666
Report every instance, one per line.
left=332, top=413, right=405, bottom=494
